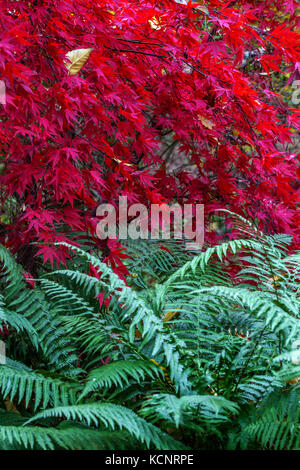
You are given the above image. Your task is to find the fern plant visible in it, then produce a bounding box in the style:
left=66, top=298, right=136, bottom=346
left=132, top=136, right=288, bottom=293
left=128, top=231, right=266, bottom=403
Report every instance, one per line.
left=0, top=213, right=299, bottom=450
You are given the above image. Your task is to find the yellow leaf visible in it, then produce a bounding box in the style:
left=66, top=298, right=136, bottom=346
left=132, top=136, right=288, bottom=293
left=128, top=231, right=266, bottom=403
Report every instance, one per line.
left=163, top=310, right=178, bottom=322
left=150, top=359, right=172, bottom=384
left=113, top=157, right=134, bottom=167
left=195, top=5, right=209, bottom=15
left=206, top=222, right=219, bottom=233
left=198, top=115, right=214, bottom=130
left=286, top=377, right=300, bottom=385
left=150, top=359, right=159, bottom=366
left=148, top=16, right=163, bottom=30
left=65, top=48, right=93, bottom=76
left=269, top=274, right=283, bottom=288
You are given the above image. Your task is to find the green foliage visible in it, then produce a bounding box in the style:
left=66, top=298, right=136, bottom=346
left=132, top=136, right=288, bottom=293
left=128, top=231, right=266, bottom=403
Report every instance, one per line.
left=0, top=214, right=299, bottom=450
left=0, top=366, right=79, bottom=410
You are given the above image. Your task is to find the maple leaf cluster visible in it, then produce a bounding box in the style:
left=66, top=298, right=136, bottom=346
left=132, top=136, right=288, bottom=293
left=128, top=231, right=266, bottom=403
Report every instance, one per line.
left=0, top=0, right=299, bottom=274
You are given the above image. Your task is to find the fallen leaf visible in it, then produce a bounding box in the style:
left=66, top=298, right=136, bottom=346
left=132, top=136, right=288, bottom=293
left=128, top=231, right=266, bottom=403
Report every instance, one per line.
left=198, top=115, right=214, bottom=130
left=65, top=48, right=93, bottom=76
left=148, top=16, right=163, bottom=30
left=113, top=157, right=134, bottom=167
left=195, top=5, right=209, bottom=15
left=286, top=377, right=300, bottom=384
left=163, top=310, right=178, bottom=322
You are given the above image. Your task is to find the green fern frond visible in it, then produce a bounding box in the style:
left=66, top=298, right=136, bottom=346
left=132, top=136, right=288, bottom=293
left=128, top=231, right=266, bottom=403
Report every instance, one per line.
left=0, top=425, right=136, bottom=450
left=25, top=403, right=187, bottom=450
left=0, top=366, right=80, bottom=410
left=140, top=393, right=239, bottom=428
left=244, top=389, right=300, bottom=450
left=80, top=360, right=163, bottom=398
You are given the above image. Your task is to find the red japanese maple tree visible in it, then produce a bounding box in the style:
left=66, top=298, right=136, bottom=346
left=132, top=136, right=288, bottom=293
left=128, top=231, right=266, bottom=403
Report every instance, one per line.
left=0, top=0, right=299, bottom=274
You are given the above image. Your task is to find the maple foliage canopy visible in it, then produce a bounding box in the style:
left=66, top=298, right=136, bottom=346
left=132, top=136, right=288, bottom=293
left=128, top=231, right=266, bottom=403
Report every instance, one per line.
left=0, top=0, right=299, bottom=273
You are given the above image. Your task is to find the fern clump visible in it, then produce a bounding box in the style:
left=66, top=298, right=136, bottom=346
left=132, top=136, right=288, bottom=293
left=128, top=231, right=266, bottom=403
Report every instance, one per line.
left=0, top=214, right=299, bottom=450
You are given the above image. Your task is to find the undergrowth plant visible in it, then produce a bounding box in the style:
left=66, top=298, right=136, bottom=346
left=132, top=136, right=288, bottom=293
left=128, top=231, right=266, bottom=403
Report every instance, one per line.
left=0, top=215, right=299, bottom=450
